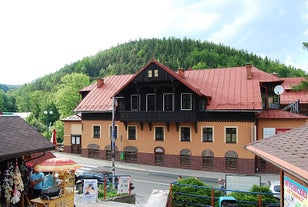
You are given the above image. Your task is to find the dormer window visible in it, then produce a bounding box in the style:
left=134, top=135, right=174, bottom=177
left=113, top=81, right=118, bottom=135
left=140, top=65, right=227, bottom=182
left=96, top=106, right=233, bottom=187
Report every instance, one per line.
left=148, top=70, right=153, bottom=77
left=147, top=69, right=159, bottom=78
left=154, top=69, right=158, bottom=77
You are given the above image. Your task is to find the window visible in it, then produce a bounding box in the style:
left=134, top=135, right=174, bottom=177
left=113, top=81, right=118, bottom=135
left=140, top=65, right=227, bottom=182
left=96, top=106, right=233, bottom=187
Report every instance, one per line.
left=71, top=135, right=81, bottom=145
left=109, top=125, right=118, bottom=139
left=199, top=98, right=207, bottom=111
left=128, top=126, right=137, bottom=140
left=154, top=126, right=164, bottom=141
left=146, top=94, right=155, bottom=111
left=87, top=144, right=100, bottom=158
left=148, top=70, right=153, bottom=77
left=124, top=146, right=138, bottom=163
left=147, top=69, right=159, bottom=78
left=225, top=127, right=237, bottom=143
left=163, top=93, right=174, bottom=111
left=154, top=69, right=158, bottom=77
left=154, top=147, right=164, bottom=164
left=180, top=149, right=191, bottom=166
left=260, top=158, right=266, bottom=170
left=202, top=150, right=214, bottom=168
left=105, top=145, right=116, bottom=160
left=225, top=151, right=238, bottom=169
left=88, top=149, right=99, bottom=158
left=181, top=93, right=192, bottom=110
left=93, top=125, right=100, bottom=138
left=202, top=127, right=213, bottom=142
left=131, top=94, right=140, bottom=111
left=180, top=127, right=191, bottom=142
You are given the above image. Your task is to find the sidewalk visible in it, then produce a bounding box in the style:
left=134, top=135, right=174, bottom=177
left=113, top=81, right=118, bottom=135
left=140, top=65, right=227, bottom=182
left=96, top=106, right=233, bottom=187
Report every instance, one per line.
left=54, top=152, right=279, bottom=207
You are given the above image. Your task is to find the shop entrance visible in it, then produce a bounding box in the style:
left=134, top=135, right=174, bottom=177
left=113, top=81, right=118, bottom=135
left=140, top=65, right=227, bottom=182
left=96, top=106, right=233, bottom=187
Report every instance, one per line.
left=71, top=135, right=81, bottom=154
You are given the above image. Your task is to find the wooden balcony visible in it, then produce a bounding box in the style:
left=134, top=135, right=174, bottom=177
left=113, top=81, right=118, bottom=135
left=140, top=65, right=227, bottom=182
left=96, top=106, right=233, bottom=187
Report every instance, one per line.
left=118, top=111, right=197, bottom=123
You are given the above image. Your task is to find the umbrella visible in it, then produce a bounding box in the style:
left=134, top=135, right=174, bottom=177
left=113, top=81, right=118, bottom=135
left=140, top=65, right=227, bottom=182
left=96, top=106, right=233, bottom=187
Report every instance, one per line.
left=34, top=157, right=81, bottom=172
left=50, top=129, right=57, bottom=145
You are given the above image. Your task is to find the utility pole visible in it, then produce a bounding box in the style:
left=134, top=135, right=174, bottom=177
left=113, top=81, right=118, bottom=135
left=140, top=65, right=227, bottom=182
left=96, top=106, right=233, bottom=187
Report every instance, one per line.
left=111, top=96, right=123, bottom=188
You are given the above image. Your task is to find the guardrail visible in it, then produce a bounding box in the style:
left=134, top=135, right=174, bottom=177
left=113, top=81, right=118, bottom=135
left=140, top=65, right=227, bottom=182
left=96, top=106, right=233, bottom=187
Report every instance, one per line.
left=168, top=181, right=280, bottom=207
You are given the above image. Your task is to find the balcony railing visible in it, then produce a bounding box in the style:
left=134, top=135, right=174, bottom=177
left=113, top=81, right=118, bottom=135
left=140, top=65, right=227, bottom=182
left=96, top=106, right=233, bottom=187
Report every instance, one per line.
left=118, top=111, right=197, bottom=123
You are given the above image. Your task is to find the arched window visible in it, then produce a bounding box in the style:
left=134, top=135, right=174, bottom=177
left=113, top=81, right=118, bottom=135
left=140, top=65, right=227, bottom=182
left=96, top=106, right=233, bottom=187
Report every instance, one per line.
left=123, top=146, right=138, bottom=163
left=87, top=144, right=100, bottom=158
left=202, top=150, right=214, bottom=168
left=104, top=145, right=118, bottom=160
left=225, top=151, right=238, bottom=169
left=154, top=147, right=164, bottom=164
left=180, top=149, right=191, bottom=166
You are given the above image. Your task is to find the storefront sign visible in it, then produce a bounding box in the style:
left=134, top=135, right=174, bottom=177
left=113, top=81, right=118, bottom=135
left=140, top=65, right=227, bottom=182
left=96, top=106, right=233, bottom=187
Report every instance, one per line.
left=117, top=176, right=130, bottom=194
left=284, top=176, right=308, bottom=207
left=82, top=179, right=97, bottom=203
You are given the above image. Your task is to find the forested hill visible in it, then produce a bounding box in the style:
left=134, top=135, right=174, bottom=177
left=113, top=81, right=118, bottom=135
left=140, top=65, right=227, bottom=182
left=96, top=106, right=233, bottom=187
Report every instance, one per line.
left=1, top=37, right=307, bottom=141
left=60, top=37, right=306, bottom=80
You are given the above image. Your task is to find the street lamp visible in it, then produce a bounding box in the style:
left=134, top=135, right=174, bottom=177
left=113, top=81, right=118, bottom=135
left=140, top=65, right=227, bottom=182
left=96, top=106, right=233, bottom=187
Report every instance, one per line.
left=111, top=96, right=124, bottom=188
left=44, top=110, right=53, bottom=137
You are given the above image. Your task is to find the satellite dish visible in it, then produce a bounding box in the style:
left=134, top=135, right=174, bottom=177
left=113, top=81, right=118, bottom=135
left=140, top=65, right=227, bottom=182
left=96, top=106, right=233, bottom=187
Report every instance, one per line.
left=274, top=85, right=284, bottom=95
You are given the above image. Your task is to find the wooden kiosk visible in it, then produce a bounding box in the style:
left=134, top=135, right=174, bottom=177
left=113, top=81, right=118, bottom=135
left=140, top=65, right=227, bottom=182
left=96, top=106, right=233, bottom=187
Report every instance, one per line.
left=30, top=158, right=80, bottom=207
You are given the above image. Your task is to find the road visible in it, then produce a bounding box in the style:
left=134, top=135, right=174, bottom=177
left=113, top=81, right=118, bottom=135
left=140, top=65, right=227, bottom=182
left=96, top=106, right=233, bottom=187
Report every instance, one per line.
left=55, top=152, right=217, bottom=199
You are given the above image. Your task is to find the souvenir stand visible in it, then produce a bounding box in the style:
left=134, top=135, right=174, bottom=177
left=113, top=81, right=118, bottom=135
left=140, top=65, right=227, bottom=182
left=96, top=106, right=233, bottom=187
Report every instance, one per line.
left=30, top=158, right=80, bottom=207
left=0, top=158, right=29, bottom=207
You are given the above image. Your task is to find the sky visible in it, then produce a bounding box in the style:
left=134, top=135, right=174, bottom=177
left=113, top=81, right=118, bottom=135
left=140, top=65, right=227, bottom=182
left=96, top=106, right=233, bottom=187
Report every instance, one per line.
left=0, top=0, right=307, bottom=85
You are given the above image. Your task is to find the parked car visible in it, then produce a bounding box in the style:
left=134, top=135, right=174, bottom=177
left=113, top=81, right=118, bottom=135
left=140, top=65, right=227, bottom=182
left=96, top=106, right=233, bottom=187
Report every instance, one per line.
left=269, top=181, right=280, bottom=200
left=75, top=170, right=134, bottom=193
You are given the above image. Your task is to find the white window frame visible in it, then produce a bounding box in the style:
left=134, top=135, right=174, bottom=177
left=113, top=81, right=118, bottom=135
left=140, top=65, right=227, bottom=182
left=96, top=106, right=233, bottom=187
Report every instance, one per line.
left=163, top=93, right=174, bottom=111
left=131, top=94, right=140, bottom=111
left=146, top=94, right=155, bottom=111
left=224, top=126, right=238, bottom=143
left=92, top=124, right=101, bottom=138
left=154, top=126, right=165, bottom=141
left=179, top=126, right=191, bottom=142
left=109, top=125, right=118, bottom=139
left=127, top=125, right=137, bottom=140
left=201, top=126, right=214, bottom=142
left=181, top=93, right=192, bottom=110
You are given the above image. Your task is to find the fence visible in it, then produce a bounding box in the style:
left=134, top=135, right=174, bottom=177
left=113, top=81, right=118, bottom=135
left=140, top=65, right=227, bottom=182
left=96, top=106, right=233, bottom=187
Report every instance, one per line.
left=168, top=181, right=280, bottom=207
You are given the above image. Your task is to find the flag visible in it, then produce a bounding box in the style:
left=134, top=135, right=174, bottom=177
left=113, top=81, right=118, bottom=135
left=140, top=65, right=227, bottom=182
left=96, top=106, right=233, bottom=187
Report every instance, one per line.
left=50, top=129, right=57, bottom=145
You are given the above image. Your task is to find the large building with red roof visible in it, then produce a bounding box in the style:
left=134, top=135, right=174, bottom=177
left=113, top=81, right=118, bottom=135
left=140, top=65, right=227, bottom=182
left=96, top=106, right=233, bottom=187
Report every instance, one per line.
left=63, top=59, right=308, bottom=174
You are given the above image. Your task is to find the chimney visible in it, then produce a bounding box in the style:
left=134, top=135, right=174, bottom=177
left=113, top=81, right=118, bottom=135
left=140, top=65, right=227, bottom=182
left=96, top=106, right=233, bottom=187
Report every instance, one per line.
left=97, top=78, right=104, bottom=88
left=271, top=72, right=278, bottom=77
left=178, top=69, right=185, bottom=78
left=246, top=63, right=253, bottom=79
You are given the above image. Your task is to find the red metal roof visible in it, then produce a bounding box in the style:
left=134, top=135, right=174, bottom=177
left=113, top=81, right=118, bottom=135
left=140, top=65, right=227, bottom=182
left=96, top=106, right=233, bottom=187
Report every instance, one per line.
left=280, top=77, right=308, bottom=104
left=184, top=66, right=280, bottom=110
left=257, top=109, right=308, bottom=119
left=281, top=77, right=306, bottom=90
left=74, top=74, right=133, bottom=112
left=74, top=59, right=307, bottom=112
left=245, top=125, right=308, bottom=183
left=62, top=114, right=81, bottom=121
left=79, top=83, right=97, bottom=92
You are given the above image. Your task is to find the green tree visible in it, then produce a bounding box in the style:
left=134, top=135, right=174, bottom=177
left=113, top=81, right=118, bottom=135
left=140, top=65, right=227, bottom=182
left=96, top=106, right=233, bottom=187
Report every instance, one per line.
left=55, top=73, right=90, bottom=118
left=229, top=185, right=279, bottom=207
left=303, top=42, right=308, bottom=50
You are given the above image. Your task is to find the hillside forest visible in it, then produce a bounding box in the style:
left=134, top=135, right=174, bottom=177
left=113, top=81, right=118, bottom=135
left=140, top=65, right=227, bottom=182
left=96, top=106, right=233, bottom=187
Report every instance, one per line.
left=1, top=38, right=307, bottom=143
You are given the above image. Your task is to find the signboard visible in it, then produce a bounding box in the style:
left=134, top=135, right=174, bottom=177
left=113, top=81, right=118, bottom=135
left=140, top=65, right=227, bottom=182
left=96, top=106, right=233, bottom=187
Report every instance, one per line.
left=117, top=176, right=130, bottom=194
left=226, top=175, right=261, bottom=192
left=82, top=179, right=98, bottom=203
left=284, top=176, right=308, bottom=207
left=263, top=128, right=291, bottom=138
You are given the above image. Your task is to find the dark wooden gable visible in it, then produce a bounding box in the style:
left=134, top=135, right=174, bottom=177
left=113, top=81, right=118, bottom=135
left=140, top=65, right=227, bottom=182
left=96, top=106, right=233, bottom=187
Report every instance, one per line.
left=133, top=62, right=176, bottom=83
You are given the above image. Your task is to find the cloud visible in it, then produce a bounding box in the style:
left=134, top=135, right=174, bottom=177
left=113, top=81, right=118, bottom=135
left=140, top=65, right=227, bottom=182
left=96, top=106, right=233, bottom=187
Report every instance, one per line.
left=208, top=0, right=261, bottom=44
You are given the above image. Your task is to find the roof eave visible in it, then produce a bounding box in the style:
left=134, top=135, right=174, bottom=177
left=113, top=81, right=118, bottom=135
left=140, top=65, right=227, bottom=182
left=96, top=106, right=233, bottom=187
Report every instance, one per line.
left=0, top=147, right=55, bottom=162
left=245, top=145, right=308, bottom=184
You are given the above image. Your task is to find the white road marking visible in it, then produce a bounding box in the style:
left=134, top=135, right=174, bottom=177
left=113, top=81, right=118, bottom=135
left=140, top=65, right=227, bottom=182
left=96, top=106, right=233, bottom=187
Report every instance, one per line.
left=133, top=179, right=169, bottom=186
